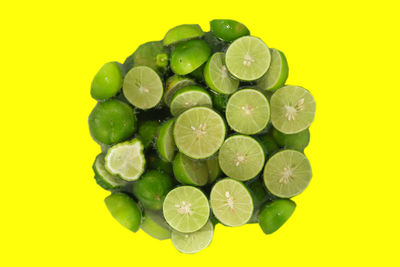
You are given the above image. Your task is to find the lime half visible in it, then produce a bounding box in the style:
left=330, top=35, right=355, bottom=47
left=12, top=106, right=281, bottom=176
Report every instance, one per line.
left=259, top=199, right=296, bottom=234
left=204, top=52, right=239, bottom=95
left=263, top=149, right=312, bottom=198
left=156, top=119, right=177, bottom=162
left=171, top=220, right=213, bottom=254
left=141, top=209, right=171, bottom=240
left=170, top=85, right=212, bottom=116
left=105, top=138, right=145, bottom=181
left=218, top=135, right=265, bottom=181
left=257, top=48, right=289, bottom=92
left=225, top=36, right=271, bottom=81
left=93, top=153, right=127, bottom=190
left=225, top=89, right=270, bottom=135
left=163, top=24, right=204, bottom=46
left=210, top=178, right=253, bottom=226
left=173, top=107, right=225, bottom=159
left=163, top=186, right=210, bottom=233
left=123, top=66, right=163, bottom=110
left=210, top=19, right=250, bottom=42
left=173, top=152, right=208, bottom=186
left=164, top=75, right=196, bottom=106
left=270, top=85, right=316, bottom=134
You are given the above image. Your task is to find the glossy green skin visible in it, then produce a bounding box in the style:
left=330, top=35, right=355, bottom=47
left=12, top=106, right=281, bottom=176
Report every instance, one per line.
left=132, top=170, right=174, bottom=210
left=170, top=39, right=211, bottom=75
left=89, top=99, right=136, bottom=145
left=147, top=152, right=174, bottom=176
left=163, top=24, right=204, bottom=46
left=272, top=128, right=310, bottom=152
left=258, top=134, right=280, bottom=156
left=91, top=62, right=123, bottom=100
left=104, top=192, right=142, bottom=232
left=138, top=120, right=159, bottom=149
left=259, top=199, right=296, bottom=234
left=210, top=19, right=250, bottom=42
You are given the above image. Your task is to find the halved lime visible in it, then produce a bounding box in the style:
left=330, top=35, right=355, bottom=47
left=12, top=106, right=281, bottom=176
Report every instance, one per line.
left=210, top=19, right=250, bottom=42
left=169, top=85, right=212, bottom=116
left=218, top=135, right=265, bottom=181
left=257, top=48, right=289, bottom=92
left=270, top=85, right=316, bottom=134
left=170, top=39, right=211, bottom=75
left=206, top=155, right=221, bottom=184
left=104, top=192, right=142, bottom=232
left=272, top=127, right=310, bottom=151
left=156, top=119, right=177, bottom=162
left=164, top=75, right=196, bottom=106
left=132, top=170, right=174, bottom=210
left=173, top=107, right=226, bottom=159
left=138, top=120, right=160, bottom=149
left=263, top=149, right=312, bottom=198
left=204, top=52, right=239, bottom=95
left=123, top=66, right=163, bottom=110
left=259, top=199, right=296, bottom=234
left=173, top=152, right=208, bottom=186
left=225, top=89, right=270, bottom=134
left=163, top=186, right=210, bottom=233
left=105, top=138, right=145, bottom=181
left=141, top=209, right=171, bottom=240
left=89, top=99, right=137, bottom=145
left=210, top=178, right=253, bottom=226
left=91, top=62, right=123, bottom=100
left=93, top=153, right=127, bottom=190
left=225, top=36, right=271, bottom=81
left=163, top=24, right=204, bottom=46
left=171, top=220, right=213, bottom=254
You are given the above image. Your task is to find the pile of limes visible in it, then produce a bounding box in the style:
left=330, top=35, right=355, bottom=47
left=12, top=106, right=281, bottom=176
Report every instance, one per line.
left=89, top=19, right=316, bottom=254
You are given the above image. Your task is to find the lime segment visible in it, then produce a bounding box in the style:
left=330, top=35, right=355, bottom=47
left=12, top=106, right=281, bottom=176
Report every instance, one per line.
left=93, top=153, right=128, bottom=190
left=259, top=199, right=296, bottom=234
left=170, top=86, right=212, bottom=116
left=171, top=220, right=213, bottom=254
left=141, top=209, right=171, bottom=240
left=263, top=150, right=312, bottom=198
left=173, top=107, right=226, bottom=159
left=218, top=135, right=265, bottom=181
left=163, top=186, right=210, bottom=233
left=163, top=24, right=204, bottom=46
left=173, top=152, right=208, bottom=186
left=91, top=62, right=123, bottom=100
left=225, top=36, right=271, bottom=81
left=204, top=52, right=239, bottom=94
left=270, top=85, right=316, bottom=134
left=123, top=66, right=163, bottom=110
left=257, top=48, right=288, bottom=92
left=105, top=138, right=145, bottom=181
left=210, top=178, right=253, bottom=226
left=156, top=119, right=177, bottom=162
left=225, top=89, right=270, bottom=134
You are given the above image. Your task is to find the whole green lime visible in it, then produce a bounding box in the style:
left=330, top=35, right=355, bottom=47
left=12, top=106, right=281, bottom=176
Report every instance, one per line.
left=89, top=99, right=136, bottom=145
left=91, top=62, right=123, bottom=100
left=210, top=19, right=250, bottom=42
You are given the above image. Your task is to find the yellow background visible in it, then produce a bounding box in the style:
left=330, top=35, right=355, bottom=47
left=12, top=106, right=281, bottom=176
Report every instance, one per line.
left=1, top=0, right=399, bottom=266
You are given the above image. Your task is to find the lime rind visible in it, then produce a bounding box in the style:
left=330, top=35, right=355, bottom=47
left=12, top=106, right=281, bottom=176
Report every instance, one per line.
left=164, top=75, right=197, bottom=106
left=170, top=86, right=212, bottom=116
left=173, top=152, right=208, bottom=186
left=204, top=52, right=239, bottom=95
left=257, top=48, right=289, bottom=92
left=225, top=36, right=271, bottom=81
left=163, top=24, right=204, bottom=46
left=163, top=186, right=210, bottom=233
left=156, top=119, right=177, bottom=162
left=225, top=89, right=270, bottom=135
left=206, top=155, right=221, bottom=184
left=105, top=138, right=145, bottom=181
left=263, top=149, right=312, bottom=198
left=171, top=220, right=213, bottom=254
left=210, top=19, right=250, bottom=42
left=210, top=178, right=254, bottom=226
left=259, top=199, right=296, bottom=234
left=91, top=62, right=123, bottom=100
left=123, top=66, right=164, bottom=110
left=141, top=209, right=171, bottom=240
left=93, top=153, right=128, bottom=190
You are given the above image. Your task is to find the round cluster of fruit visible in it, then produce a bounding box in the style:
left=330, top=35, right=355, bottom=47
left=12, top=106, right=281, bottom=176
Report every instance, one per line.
left=89, top=19, right=316, bottom=254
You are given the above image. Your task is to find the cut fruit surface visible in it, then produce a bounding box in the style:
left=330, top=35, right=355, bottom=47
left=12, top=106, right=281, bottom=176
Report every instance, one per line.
left=141, top=209, right=171, bottom=240
left=163, top=24, right=204, bottom=46
left=170, top=85, right=212, bottom=116
left=156, top=119, right=177, bottom=162
left=93, top=153, right=128, bottom=190
left=210, top=178, right=253, bottom=226
left=270, top=85, right=316, bottom=134
left=163, top=186, right=210, bottom=233
left=171, top=220, right=213, bottom=254
left=105, top=138, right=145, bottom=181
left=164, top=75, right=196, bottom=106
left=173, top=107, right=225, bottom=159
left=256, top=48, right=288, bottom=92
left=263, top=149, right=312, bottom=198
left=123, top=66, right=163, bottom=110
left=225, top=36, right=271, bottom=81
left=218, top=135, right=265, bottom=181
left=225, top=89, right=270, bottom=134
left=173, top=152, right=208, bottom=186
